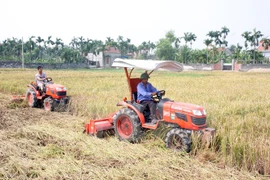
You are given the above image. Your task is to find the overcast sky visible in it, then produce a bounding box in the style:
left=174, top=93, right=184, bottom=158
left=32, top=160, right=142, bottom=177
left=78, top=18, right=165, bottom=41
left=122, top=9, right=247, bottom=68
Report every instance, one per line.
left=1, top=0, right=269, bottom=49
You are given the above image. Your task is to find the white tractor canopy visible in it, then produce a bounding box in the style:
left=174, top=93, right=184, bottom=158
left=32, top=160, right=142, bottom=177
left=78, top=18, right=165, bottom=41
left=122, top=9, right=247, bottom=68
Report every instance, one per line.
left=111, top=58, right=183, bottom=72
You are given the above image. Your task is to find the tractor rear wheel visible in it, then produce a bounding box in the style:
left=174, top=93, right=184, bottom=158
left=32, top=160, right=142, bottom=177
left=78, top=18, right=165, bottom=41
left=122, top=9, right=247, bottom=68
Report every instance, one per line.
left=26, top=89, right=38, bottom=108
left=44, top=97, right=54, bottom=111
left=165, top=128, right=191, bottom=152
left=113, top=108, right=142, bottom=142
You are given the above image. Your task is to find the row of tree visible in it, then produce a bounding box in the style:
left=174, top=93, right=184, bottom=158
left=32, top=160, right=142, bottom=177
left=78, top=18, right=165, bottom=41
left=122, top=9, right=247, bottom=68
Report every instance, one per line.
left=0, top=35, right=157, bottom=63
left=0, top=27, right=269, bottom=64
left=156, top=27, right=269, bottom=64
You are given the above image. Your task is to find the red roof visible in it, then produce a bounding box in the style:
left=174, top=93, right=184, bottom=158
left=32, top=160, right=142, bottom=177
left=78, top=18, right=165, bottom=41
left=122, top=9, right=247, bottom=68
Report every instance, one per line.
left=258, top=40, right=270, bottom=51
left=217, top=47, right=225, bottom=52
left=104, top=46, right=121, bottom=54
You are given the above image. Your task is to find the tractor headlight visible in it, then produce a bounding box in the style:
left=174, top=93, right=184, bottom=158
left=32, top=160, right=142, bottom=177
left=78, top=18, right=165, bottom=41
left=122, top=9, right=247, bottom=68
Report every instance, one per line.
left=63, top=87, right=67, bottom=91
left=192, top=110, right=203, bottom=116
left=203, top=109, right=207, bottom=115
left=56, top=87, right=66, bottom=91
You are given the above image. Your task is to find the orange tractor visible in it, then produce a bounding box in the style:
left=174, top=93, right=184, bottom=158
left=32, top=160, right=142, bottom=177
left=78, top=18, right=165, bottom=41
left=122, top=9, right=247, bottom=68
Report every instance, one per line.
left=26, top=77, right=69, bottom=111
left=85, top=59, right=215, bottom=152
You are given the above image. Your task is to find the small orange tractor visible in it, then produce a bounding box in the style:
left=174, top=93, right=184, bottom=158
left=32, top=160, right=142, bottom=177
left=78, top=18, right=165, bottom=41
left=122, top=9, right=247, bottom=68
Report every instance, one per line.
left=85, top=59, right=215, bottom=152
left=26, top=77, right=69, bottom=111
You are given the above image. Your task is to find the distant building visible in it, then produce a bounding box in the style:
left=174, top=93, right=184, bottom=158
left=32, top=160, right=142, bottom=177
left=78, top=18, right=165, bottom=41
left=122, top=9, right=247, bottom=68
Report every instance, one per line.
left=85, top=46, right=121, bottom=68
left=258, top=40, right=270, bottom=60
left=103, top=47, right=121, bottom=68
left=86, top=52, right=103, bottom=67
left=217, top=47, right=232, bottom=56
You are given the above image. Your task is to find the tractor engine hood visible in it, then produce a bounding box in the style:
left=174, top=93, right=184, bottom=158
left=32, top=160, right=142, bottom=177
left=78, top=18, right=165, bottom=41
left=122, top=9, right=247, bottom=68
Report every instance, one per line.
left=46, top=84, right=67, bottom=91
left=170, top=102, right=206, bottom=116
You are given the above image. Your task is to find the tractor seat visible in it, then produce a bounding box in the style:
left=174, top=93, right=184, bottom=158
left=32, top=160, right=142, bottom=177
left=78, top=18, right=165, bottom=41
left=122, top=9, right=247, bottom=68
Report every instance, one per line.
left=132, top=92, right=138, bottom=103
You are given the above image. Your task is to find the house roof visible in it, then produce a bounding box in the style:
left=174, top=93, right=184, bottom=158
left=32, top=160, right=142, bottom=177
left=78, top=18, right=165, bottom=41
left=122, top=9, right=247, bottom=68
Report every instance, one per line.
left=104, top=46, right=121, bottom=54
left=216, top=47, right=232, bottom=55
left=258, top=40, right=270, bottom=51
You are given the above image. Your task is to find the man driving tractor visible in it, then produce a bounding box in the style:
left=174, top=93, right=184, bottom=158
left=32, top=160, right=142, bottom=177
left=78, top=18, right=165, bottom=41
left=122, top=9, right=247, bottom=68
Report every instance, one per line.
left=35, top=66, right=47, bottom=93
left=137, top=72, right=161, bottom=124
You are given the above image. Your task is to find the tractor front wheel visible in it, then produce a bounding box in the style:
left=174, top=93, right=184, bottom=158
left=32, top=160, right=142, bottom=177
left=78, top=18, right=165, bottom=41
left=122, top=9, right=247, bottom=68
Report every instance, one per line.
left=26, top=89, right=38, bottom=108
left=113, top=108, right=142, bottom=142
left=165, top=128, right=191, bottom=152
left=44, top=97, right=54, bottom=111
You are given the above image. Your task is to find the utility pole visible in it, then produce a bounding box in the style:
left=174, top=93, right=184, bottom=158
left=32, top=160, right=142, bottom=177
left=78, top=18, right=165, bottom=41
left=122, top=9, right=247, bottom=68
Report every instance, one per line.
left=22, top=37, right=24, bottom=69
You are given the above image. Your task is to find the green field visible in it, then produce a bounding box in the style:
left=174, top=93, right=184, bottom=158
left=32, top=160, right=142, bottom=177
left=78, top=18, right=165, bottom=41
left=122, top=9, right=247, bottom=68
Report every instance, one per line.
left=0, top=68, right=269, bottom=179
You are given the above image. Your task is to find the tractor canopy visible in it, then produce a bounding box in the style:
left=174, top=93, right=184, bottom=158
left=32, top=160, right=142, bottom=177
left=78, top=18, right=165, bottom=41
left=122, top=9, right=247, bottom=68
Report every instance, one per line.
left=111, top=58, right=183, bottom=72
left=111, top=59, right=183, bottom=101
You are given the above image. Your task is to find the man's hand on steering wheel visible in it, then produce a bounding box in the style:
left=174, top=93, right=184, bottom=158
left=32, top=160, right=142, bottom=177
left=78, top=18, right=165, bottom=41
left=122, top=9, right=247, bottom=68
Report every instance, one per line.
left=45, top=77, right=53, bottom=82
left=151, top=90, right=165, bottom=103
left=158, top=90, right=166, bottom=96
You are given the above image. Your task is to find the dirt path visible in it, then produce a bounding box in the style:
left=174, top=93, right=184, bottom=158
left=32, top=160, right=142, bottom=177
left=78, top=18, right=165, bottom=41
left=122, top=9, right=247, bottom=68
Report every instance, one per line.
left=0, top=93, right=81, bottom=131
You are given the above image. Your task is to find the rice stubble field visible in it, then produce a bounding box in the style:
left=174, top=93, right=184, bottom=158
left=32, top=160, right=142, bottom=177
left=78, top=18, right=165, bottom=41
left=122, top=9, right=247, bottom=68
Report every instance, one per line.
left=0, top=68, right=269, bottom=179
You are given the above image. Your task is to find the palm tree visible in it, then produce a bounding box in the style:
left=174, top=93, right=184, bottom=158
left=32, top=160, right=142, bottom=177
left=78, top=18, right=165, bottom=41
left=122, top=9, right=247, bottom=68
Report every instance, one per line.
left=105, top=37, right=118, bottom=48
left=220, top=27, right=230, bottom=59
left=182, top=33, right=190, bottom=64
left=138, top=41, right=155, bottom=59
left=210, top=46, right=219, bottom=63
left=212, top=31, right=222, bottom=47
left=250, top=29, right=263, bottom=63
left=204, top=39, right=213, bottom=64
left=46, top=36, right=55, bottom=48
left=82, top=39, right=93, bottom=57
left=242, top=31, right=252, bottom=45
left=221, top=26, right=230, bottom=39
left=6, top=38, right=17, bottom=59
left=182, top=32, right=196, bottom=63
left=148, top=41, right=156, bottom=55
left=241, top=31, right=252, bottom=62
left=117, top=36, right=129, bottom=56
left=117, top=35, right=123, bottom=42
left=54, top=38, right=64, bottom=59
left=46, top=36, right=55, bottom=61
left=55, top=38, right=63, bottom=48
left=214, top=38, right=223, bottom=47
left=1, top=40, right=9, bottom=59
left=174, top=37, right=182, bottom=49
left=128, top=44, right=138, bottom=58
left=25, top=36, right=36, bottom=61
left=261, top=38, right=270, bottom=50
left=138, top=41, right=149, bottom=59
left=75, top=36, right=86, bottom=58
left=236, top=43, right=243, bottom=61
left=93, top=40, right=105, bottom=55
left=207, top=31, right=216, bottom=40
left=229, top=44, right=242, bottom=61
left=222, top=40, right=228, bottom=47
left=70, top=37, right=79, bottom=49
left=189, top=33, right=197, bottom=48
left=182, top=32, right=190, bottom=45
left=36, top=36, right=44, bottom=60
left=14, top=38, right=23, bottom=60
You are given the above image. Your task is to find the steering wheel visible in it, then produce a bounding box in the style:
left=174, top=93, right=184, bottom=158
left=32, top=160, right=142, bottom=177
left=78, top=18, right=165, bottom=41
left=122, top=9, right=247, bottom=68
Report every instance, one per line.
left=152, top=90, right=166, bottom=103
left=45, top=77, right=53, bottom=82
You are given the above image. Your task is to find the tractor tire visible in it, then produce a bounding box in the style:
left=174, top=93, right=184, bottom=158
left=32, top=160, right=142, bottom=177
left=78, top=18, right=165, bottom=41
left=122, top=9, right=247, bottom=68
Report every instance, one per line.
left=26, top=89, right=38, bottom=108
left=113, top=108, right=142, bottom=142
left=165, top=128, right=191, bottom=152
left=43, top=97, right=54, bottom=111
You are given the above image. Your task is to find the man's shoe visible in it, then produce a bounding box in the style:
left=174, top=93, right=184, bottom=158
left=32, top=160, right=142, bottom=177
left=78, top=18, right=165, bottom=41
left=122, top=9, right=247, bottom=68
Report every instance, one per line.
left=151, top=119, right=158, bottom=124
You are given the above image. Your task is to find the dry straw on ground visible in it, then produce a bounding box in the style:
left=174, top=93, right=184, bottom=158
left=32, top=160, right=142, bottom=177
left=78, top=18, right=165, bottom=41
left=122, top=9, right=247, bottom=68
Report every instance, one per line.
left=0, top=68, right=270, bottom=179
